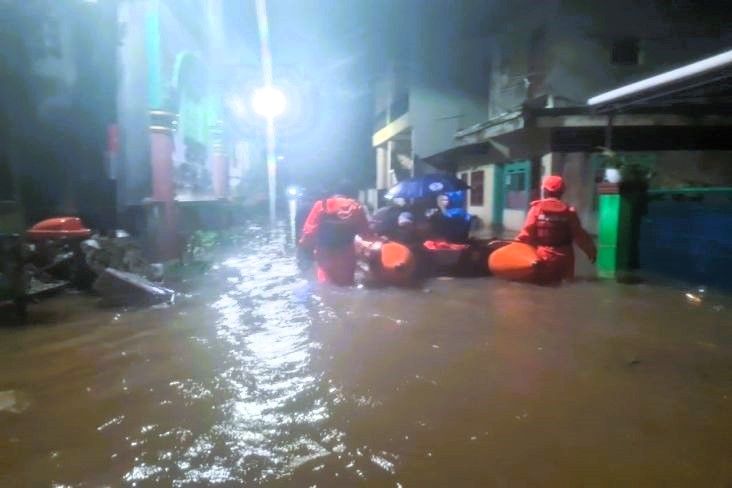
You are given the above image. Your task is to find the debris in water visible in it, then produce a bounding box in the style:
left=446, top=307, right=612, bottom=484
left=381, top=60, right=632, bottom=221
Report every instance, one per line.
left=94, top=268, right=174, bottom=307
left=627, top=359, right=642, bottom=367
left=685, top=292, right=703, bottom=305
left=0, top=390, right=29, bottom=414
left=371, top=454, right=396, bottom=474
left=97, top=415, right=125, bottom=431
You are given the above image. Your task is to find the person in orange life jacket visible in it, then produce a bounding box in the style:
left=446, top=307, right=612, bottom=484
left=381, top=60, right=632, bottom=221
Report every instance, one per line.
left=516, top=175, right=597, bottom=283
left=299, top=182, right=371, bottom=286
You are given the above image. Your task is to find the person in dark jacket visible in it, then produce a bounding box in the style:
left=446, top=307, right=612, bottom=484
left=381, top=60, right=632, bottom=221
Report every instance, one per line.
left=425, top=193, right=470, bottom=243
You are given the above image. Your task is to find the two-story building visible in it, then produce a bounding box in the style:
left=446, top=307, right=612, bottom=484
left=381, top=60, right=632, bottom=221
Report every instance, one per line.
left=364, top=0, right=493, bottom=210
left=370, top=0, right=732, bottom=237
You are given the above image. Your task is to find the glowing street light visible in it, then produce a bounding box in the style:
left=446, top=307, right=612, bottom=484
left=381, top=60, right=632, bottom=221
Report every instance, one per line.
left=251, top=86, right=286, bottom=119
left=253, top=0, right=282, bottom=225
left=251, top=85, right=287, bottom=223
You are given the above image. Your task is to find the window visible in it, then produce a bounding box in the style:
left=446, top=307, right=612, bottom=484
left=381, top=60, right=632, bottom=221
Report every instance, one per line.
left=389, top=94, right=409, bottom=122
left=611, top=38, right=640, bottom=66
left=470, top=170, right=484, bottom=206
left=30, top=17, right=62, bottom=58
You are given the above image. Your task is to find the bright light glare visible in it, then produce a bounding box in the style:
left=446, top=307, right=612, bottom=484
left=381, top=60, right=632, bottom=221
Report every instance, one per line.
left=286, top=186, right=299, bottom=198
left=252, top=86, right=286, bottom=119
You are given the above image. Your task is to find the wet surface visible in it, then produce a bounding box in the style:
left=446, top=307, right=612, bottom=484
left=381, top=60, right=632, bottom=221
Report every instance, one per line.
left=1, top=227, right=731, bottom=487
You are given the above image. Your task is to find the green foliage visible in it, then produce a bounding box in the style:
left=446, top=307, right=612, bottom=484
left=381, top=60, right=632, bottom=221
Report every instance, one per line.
left=183, top=228, right=249, bottom=263
left=596, top=147, right=625, bottom=169
left=596, top=148, right=655, bottom=182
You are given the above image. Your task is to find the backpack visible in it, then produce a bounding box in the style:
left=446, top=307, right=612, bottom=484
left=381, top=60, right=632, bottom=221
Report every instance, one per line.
left=316, top=198, right=359, bottom=248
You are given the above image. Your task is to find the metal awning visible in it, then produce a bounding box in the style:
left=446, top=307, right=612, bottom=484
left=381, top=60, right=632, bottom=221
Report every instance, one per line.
left=588, top=49, right=732, bottom=111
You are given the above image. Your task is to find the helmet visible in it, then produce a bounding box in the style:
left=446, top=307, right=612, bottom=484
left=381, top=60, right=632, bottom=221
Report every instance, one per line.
left=542, top=175, right=565, bottom=194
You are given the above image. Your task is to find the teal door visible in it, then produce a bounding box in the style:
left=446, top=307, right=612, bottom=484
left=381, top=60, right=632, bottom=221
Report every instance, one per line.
left=492, top=164, right=504, bottom=227
left=502, top=160, right=532, bottom=230
left=504, top=161, right=531, bottom=208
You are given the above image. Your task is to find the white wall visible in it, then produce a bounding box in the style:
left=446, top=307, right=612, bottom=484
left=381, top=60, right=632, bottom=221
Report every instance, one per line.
left=410, top=83, right=490, bottom=159
left=557, top=152, right=599, bottom=235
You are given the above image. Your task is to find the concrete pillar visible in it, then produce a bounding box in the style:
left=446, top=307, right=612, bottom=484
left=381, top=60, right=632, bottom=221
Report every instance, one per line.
left=376, top=146, right=387, bottom=190
left=209, top=121, right=228, bottom=198
left=117, top=0, right=152, bottom=208
left=541, top=152, right=558, bottom=177
left=149, top=110, right=178, bottom=260
left=386, top=139, right=395, bottom=186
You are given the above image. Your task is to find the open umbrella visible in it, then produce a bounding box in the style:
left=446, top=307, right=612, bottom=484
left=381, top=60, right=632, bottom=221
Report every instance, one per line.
left=384, top=174, right=469, bottom=201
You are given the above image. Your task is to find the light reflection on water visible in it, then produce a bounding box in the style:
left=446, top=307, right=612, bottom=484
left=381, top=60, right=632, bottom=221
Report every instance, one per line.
left=0, top=226, right=731, bottom=487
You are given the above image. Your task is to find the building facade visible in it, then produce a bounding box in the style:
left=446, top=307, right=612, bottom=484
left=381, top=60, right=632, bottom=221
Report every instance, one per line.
left=446, top=0, right=732, bottom=234
left=0, top=0, right=118, bottom=230
left=365, top=0, right=493, bottom=209
left=371, top=0, right=732, bottom=237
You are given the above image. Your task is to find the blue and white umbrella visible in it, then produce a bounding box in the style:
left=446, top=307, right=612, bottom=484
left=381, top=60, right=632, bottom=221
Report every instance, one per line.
left=384, top=174, right=469, bottom=201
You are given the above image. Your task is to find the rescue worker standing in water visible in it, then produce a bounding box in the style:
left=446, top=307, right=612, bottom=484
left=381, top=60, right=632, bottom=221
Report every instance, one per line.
left=516, top=175, right=597, bottom=283
left=299, top=182, right=371, bottom=286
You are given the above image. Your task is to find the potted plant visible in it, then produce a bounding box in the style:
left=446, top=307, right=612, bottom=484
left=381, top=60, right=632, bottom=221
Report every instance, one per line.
left=597, top=147, right=624, bottom=183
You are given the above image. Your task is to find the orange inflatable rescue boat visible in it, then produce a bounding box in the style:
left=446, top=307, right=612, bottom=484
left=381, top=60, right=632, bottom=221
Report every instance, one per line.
left=27, top=217, right=92, bottom=240
left=487, top=241, right=539, bottom=282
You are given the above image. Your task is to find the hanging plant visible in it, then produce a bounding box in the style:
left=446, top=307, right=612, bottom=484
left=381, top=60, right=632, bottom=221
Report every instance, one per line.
left=597, top=147, right=625, bottom=169
left=596, top=147, right=624, bottom=183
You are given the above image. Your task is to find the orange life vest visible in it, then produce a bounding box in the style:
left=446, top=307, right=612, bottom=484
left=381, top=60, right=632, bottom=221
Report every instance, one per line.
left=534, top=199, right=573, bottom=247
left=316, top=197, right=360, bottom=248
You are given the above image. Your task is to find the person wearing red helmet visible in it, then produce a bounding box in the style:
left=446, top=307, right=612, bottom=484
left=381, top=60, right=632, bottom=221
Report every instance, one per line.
left=299, top=181, right=372, bottom=286
left=516, top=175, right=597, bottom=283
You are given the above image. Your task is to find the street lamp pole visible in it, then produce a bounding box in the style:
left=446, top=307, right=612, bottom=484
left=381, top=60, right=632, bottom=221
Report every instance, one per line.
left=252, top=85, right=286, bottom=223
left=265, top=116, right=277, bottom=224
left=253, top=0, right=282, bottom=225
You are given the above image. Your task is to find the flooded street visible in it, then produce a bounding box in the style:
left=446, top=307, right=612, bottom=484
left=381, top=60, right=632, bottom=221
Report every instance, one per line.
left=1, top=227, right=731, bottom=487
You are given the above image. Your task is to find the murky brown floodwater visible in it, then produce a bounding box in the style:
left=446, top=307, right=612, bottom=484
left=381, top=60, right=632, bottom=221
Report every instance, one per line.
left=1, top=226, right=731, bottom=487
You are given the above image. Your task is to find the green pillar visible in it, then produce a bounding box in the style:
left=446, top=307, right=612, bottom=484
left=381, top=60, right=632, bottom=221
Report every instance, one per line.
left=596, top=183, right=633, bottom=279
left=145, top=0, right=162, bottom=109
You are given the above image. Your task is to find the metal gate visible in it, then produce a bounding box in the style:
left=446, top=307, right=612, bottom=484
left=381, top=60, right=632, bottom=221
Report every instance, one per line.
left=638, top=187, right=732, bottom=289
